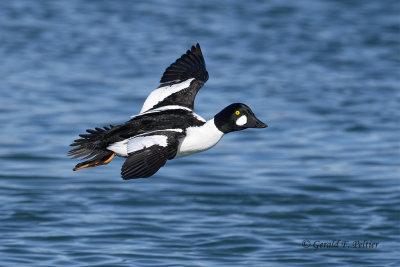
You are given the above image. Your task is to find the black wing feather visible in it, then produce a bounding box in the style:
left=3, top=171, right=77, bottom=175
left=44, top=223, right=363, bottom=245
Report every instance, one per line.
left=160, top=43, right=208, bottom=86
left=121, top=148, right=166, bottom=179
left=120, top=131, right=184, bottom=180
left=140, top=44, right=209, bottom=112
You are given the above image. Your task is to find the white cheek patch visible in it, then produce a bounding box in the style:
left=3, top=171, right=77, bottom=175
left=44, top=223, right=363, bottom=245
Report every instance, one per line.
left=236, top=115, right=247, bottom=126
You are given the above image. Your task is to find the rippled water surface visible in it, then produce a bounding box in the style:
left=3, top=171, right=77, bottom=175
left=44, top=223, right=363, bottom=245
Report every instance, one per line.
left=1, top=0, right=399, bottom=266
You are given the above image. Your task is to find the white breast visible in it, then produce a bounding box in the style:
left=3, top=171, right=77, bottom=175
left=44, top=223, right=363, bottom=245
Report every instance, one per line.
left=175, top=119, right=225, bottom=159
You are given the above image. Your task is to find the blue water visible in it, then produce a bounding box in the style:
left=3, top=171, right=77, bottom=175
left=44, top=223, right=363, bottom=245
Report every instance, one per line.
left=1, top=0, right=399, bottom=266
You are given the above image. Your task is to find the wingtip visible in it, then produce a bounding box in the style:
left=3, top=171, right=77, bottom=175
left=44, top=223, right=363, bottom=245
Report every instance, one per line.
left=188, top=43, right=201, bottom=54
left=159, top=43, right=207, bottom=85
left=193, top=43, right=201, bottom=52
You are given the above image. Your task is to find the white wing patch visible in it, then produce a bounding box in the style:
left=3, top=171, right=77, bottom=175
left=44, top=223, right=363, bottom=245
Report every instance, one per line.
left=107, top=129, right=183, bottom=157
left=127, top=135, right=168, bottom=154
left=140, top=78, right=195, bottom=113
left=236, top=115, right=247, bottom=126
left=133, top=105, right=191, bottom=117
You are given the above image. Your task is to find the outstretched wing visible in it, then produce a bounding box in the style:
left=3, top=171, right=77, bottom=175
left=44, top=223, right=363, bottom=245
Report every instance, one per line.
left=140, top=43, right=209, bottom=113
left=121, top=130, right=185, bottom=180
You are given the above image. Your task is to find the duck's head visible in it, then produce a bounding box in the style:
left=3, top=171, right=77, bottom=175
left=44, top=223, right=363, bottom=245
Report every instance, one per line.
left=214, top=103, right=267, bottom=133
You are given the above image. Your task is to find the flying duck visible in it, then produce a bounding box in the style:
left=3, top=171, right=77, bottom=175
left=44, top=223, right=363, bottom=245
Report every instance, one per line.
left=69, top=44, right=267, bottom=180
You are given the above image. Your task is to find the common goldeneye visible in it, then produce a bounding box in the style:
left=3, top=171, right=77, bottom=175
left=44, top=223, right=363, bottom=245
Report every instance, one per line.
left=69, top=44, right=267, bottom=180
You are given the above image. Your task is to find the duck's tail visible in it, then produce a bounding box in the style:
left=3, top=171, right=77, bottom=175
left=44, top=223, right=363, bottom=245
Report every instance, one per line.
left=68, top=125, right=116, bottom=171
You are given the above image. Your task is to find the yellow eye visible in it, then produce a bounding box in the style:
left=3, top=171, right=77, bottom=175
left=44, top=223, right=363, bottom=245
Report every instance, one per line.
left=235, top=110, right=240, bottom=115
